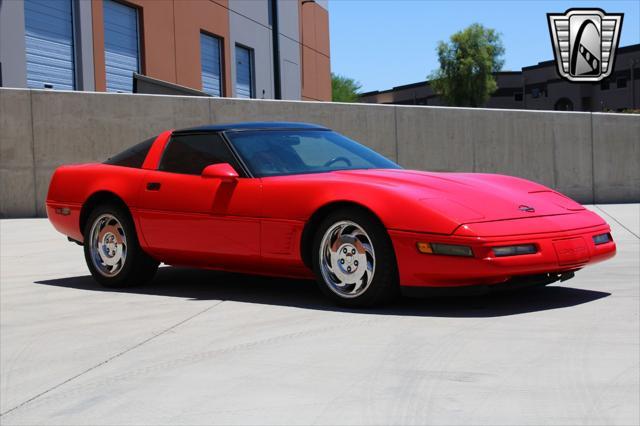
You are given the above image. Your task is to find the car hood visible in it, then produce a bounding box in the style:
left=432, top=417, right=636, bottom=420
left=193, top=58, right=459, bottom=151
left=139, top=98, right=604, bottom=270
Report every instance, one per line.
left=334, top=169, right=584, bottom=223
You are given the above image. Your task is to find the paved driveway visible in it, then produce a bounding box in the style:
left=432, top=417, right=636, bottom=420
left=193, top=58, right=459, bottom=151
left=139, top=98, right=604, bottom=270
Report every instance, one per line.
left=1, top=205, right=638, bottom=425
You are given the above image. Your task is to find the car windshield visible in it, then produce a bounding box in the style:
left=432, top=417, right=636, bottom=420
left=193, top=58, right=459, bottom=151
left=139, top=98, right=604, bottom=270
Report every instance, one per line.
left=226, top=129, right=401, bottom=177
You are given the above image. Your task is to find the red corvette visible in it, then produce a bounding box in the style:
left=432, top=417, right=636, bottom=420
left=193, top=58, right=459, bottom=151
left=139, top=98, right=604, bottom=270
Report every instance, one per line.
left=47, top=122, right=616, bottom=306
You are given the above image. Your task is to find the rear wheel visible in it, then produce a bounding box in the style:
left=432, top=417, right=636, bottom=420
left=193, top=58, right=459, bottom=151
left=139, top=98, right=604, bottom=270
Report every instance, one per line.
left=312, top=208, right=399, bottom=307
left=83, top=204, right=158, bottom=288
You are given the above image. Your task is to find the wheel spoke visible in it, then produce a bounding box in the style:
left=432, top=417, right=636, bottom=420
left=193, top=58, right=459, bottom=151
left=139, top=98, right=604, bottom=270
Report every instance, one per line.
left=361, top=242, right=373, bottom=256
left=346, top=228, right=367, bottom=241
left=350, top=278, right=365, bottom=295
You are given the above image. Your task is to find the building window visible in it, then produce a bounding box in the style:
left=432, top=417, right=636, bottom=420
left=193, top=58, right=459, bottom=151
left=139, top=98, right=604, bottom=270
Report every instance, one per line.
left=514, top=92, right=523, bottom=101
left=531, top=88, right=540, bottom=99
left=554, top=98, right=574, bottom=111
left=235, top=45, right=254, bottom=99
left=200, top=33, right=223, bottom=96
left=103, top=0, right=140, bottom=93
left=616, top=78, right=627, bottom=89
left=24, top=0, right=76, bottom=90
left=601, top=80, right=610, bottom=90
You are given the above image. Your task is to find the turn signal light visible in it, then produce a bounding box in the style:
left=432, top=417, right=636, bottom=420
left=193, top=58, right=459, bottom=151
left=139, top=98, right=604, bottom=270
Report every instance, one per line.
left=416, top=242, right=432, bottom=253
left=417, top=242, right=474, bottom=257
left=492, top=244, right=537, bottom=257
left=593, top=233, right=611, bottom=245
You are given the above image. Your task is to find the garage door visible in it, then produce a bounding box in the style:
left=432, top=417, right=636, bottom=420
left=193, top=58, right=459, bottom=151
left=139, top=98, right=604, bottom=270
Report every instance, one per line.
left=103, top=0, right=139, bottom=93
left=200, top=33, right=222, bottom=96
left=24, top=0, right=75, bottom=90
left=235, top=45, right=253, bottom=98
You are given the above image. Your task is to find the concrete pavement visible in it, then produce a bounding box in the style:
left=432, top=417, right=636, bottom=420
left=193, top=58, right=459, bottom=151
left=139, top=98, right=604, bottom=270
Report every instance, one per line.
left=0, top=204, right=638, bottom=425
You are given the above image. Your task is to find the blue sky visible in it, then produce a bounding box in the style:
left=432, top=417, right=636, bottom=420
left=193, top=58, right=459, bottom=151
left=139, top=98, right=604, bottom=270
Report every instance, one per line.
left=329, top=0, right=640, bottom=92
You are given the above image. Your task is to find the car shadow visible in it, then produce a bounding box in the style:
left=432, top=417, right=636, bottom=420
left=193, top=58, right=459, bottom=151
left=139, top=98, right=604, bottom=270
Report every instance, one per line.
left=34, top=266, right=611, bottom=318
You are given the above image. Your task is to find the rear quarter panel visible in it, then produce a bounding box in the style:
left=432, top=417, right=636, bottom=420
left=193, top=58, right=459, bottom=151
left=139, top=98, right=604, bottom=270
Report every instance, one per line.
left=47, top=164, right=148, bottom=241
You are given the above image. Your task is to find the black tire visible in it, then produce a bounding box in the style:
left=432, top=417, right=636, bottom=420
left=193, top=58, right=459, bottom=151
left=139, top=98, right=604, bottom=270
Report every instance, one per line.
left=312, top=207, right=399, bottom=308
left=83, top=203, right=158, bottom=288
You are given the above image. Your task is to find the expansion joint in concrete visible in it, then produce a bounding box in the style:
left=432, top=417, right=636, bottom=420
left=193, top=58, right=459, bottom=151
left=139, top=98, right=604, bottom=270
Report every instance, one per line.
left=0, top=299, right=225, bottom=417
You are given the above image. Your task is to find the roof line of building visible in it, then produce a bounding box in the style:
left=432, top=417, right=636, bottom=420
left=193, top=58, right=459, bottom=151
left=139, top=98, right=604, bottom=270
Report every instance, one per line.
left=360, top=43, right=640, bottom=97
left=360, top=70, right=520, bottom=96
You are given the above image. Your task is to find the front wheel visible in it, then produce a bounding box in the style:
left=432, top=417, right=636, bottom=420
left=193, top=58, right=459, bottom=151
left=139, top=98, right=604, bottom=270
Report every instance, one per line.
left=83, top=204, right=158, bottom=288
left=312, top=208, right=399, bottom=307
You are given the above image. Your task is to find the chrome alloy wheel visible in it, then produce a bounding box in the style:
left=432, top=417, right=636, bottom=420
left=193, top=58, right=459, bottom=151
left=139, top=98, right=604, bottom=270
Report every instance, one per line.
left=89, top=213, right=127, bottom=277
left=319, top=221, right=376, bottom=298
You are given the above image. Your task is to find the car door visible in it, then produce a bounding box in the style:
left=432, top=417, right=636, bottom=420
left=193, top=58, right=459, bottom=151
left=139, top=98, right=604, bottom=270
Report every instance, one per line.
left=136, top=132, right=261, bottom=269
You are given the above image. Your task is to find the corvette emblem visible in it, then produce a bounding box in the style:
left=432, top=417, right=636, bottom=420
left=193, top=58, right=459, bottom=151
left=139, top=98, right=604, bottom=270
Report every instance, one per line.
left=547, top=8, right=623, bottom=82
left=519, top=205, right=535, bottom=213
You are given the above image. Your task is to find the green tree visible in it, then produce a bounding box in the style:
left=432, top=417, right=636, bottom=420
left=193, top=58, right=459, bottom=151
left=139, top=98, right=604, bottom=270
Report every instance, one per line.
left=430, top=23, right=505, bottom=107
left=331, top=73, right=362, bottom=102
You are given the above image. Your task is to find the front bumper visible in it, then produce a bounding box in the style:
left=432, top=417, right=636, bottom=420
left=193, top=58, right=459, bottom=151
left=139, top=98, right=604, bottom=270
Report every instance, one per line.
left=390, top=221, right=616, bottom=288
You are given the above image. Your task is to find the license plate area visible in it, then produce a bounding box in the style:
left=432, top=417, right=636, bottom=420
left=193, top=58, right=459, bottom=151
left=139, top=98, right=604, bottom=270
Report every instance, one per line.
left=553, top=237, right=589, bottom=266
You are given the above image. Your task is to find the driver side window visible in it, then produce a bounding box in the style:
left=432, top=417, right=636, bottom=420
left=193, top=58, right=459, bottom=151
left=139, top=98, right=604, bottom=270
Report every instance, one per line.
left=160, top=133, right=238, bottom=175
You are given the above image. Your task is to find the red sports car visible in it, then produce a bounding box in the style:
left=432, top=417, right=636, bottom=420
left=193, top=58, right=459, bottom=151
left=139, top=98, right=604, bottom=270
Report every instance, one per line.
left=47, top=122, right=616, bottom=306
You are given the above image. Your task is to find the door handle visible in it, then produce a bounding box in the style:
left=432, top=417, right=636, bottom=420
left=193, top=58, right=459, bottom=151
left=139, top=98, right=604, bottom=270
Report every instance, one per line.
left=146, top=182, right=161, bottom=191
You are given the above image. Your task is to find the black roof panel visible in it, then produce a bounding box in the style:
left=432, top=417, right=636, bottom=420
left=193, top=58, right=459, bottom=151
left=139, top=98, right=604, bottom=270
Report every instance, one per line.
left=175, top=121, right=329, bottom=133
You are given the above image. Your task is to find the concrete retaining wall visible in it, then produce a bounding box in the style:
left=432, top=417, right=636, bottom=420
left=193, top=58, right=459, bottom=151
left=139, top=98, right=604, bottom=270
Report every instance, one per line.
left=1, top=88, right=638, bottom=218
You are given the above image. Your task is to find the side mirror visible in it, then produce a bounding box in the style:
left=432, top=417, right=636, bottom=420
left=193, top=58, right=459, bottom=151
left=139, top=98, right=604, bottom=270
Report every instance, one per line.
left=201, top=163, right=239, bottom=181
